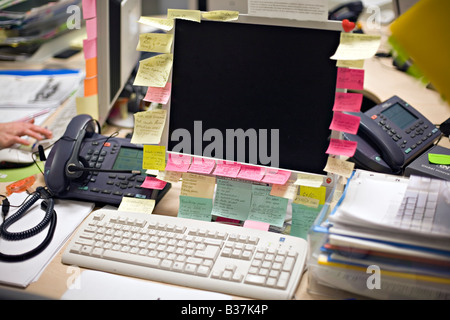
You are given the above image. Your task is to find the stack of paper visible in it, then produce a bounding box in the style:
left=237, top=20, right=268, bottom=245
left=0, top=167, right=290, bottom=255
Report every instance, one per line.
left=309, top=170, right=450, bottom=300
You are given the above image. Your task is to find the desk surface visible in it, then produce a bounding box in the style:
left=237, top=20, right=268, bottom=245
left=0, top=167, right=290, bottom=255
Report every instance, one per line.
left=1, top=38, right=449, bottom=300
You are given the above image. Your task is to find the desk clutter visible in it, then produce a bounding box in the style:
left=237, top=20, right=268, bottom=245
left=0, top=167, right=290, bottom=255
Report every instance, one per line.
left=308, top=170, right=450, bottom=300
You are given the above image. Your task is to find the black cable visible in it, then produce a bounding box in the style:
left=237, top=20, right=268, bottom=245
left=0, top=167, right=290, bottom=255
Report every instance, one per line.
left=0, top=187, right=57, bottom=262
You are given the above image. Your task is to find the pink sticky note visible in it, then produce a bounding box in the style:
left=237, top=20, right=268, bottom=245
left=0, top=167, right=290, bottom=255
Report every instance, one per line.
left=333, top=92, right=363, bottom=112
left=261, top=169, right=291, bottom=185
left=86, top=17, right=97, bottom=39
left=188, top=157, right=216, bottom=175
left=144, top=82, right=172, bottom=104
left=82, top=0, right=97, bottom=19
left=212, top=161, right=241, bottom=178
left=83, top=38, right=97, bottom=59
left=329, top=112, right=361, bottom=135
left=336, top=68, right=364, bottom=90
left=244, top=220, right=270, bottom=231
left=165, top=154, right=191, bottom=172
left=237, top=165, right=265, bottom=182
left=326, top=138, right=358, bottom=157
left=141, top=176, right=167, bottom=190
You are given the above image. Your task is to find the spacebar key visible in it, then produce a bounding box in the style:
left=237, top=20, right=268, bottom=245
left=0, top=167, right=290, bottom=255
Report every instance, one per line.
left=103, top=250, right=161, bottom=268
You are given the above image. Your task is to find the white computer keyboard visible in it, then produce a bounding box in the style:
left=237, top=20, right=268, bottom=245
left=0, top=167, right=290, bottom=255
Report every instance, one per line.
left=62, top=209, right=308, bottom=300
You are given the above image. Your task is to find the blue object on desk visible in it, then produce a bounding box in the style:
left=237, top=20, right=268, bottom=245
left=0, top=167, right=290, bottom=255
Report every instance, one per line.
left=0, top=69, right=81, bottom=76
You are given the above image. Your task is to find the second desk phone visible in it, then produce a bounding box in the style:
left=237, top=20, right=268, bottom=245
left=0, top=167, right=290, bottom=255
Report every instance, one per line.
left=44, top=114, right=170, bottom=205
left=343, top=96, right=441, bottom=174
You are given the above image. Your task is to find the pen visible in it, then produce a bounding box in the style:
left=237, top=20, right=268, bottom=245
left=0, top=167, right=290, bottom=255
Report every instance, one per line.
left=18, top=108, right=52, bottom=122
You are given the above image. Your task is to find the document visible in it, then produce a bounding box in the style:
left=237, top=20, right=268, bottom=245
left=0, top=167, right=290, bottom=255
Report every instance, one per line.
left=180, top=173, right=216, bottom=199
left=178, top=195, right=213, bottom=222
left=131, top=109, right=167, bottom=145
left=212, top=178, right=252, bottom=221
left=134, top=54, right=173, bottom=88
left=248, top=185, right=288, bottom=227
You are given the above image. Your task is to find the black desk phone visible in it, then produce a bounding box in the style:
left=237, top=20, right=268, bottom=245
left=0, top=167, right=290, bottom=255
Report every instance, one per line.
left=44, top=114, right=170, bottom=205
left=343, top=96, right=442, bottom=174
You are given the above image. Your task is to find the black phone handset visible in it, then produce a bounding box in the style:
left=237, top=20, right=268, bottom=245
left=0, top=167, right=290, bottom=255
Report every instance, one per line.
left=46, top=114, right=98, bottom=196
left=357, top=113, right=405, bottom=173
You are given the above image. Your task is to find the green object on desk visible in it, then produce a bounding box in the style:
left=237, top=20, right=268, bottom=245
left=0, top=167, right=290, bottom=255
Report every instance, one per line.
left=428, top=153, right=450, bottom=165
left=0, top=162, right=44, bottom=183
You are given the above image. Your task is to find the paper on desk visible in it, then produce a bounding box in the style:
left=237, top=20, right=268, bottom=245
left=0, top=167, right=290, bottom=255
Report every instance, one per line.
left=62, top=270, right=232, bottom=300
left=0, top=193, right=94, bottom=287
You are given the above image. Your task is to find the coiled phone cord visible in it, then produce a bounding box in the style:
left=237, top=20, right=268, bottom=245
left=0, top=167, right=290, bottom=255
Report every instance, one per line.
left=0, top=187, right=57, bottom=262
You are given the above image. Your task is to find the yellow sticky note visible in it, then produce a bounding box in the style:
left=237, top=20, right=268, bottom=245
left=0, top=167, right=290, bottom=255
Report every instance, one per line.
left=202, top=10, right=239, bottom=21
left=138, top=16, right=175, bottom=31
left=167, top=9, right=201, bottom=22
left=331, top=33, right=381, bottom=61
left=270, top=180, right=298, bottom=200
left=118, top=197, right=155, bottom=214
left=76, top=95, right=99, bottom=120
left=294, top=195, right=320, bottom=208
left=294, top=173, right=323, bottom=188
left=298, top=186, right=326, bottom=205
left=131, top=109, right=167, bottom=145
left=134, top=54, right=173, bottom=88
left=181, top=173, right=216, bottom=199
left=323, top=156, right=355, bottom=178
left=337, top=59, right=365, bottom=69
left=137, top=33, right=174, bottom=54
left=156, top=170, right=183, bottom=183
left=143, top=145, right=166, bottom=171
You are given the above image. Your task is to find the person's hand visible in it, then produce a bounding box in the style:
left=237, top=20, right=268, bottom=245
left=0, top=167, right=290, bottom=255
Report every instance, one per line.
left=0, top=120, right=53, bottom=149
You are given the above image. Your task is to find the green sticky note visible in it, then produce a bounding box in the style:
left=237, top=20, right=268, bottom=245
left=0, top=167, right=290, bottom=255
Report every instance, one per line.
left=211, top=178, right=252, bottom=221
left=291, top=203, right=322, bottom=239
left=178, top=195, right=213, bottom=222
left=429, top=153, right=450, bottom=165
left=248, top=185, right=288, bottom=228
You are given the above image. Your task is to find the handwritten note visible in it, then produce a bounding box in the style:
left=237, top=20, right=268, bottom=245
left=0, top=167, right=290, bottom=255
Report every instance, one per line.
left=294, top=173, right=323, bottom=188
left=137, top=33, right=174, bottom=54
left=336, top=67, right=364, bottom=90
left=118, top=197, right=155, bottom=215
left=143, top=145, right=166, bottom=171
left=178, top=195, right=213, bottom=222
left=167, top=9, right=202, bottom=22
left=291, top=203, right=322, bottom=239
left=211, top=178, right=252, bottom=221
left=337, top=59, right=365, bottom=69
left=181, top=173, right=216, bottom=199
left=202, top=10, right=239, bottom=21
left=134, top=54, right=173, bottom=88
left=261, top=169, right=291, bottom=185
left=248, top=185, right=288, bottom=227
left=294, top=196, right=320, bottom=208
left=138, top=16, right=174, bottom=31
left=141, top=176, right=167, bottom=190
left=188, top=157, right=216, bottom=175
left=213, top=161, right=241, bottom=178
left=270, top=180, right=298, bottom=200
left=333, top=92, right=363, bottom=112
left=329, top=111, right=361, bottom=135
left=323, top=156, right=355, bottom=178
left=326, top=138, right=358, bottom=158
left=165, top=154, right=191, bottom=172
left=331, top=33, right=381, bottom=61
left=156, top=170, right=182, bottom=183
left=298, top=185, right=327, bottom=205
left=144, top=82, right=172, bottom=105
left=131, top=109, right=167, bottom=145
left=237, top=165, right=265, bottom=182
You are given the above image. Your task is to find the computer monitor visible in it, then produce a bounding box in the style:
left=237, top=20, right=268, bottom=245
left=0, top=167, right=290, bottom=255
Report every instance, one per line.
left=165, top=15, right=341, bottom=175
left=392, top=0, right=419, bottom=17
left=96, top=0, right=142, bottom=125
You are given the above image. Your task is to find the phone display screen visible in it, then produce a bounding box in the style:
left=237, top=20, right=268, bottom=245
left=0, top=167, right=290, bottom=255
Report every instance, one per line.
left=381, top=103, right=418, bottom=129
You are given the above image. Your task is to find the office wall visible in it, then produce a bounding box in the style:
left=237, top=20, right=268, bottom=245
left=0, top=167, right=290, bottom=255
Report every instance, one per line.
left=142, top=0, right=190, bottom=15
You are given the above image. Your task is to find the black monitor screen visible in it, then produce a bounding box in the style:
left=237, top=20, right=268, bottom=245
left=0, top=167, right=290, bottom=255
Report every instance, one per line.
left=168, top=19, right=340, bottom=174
